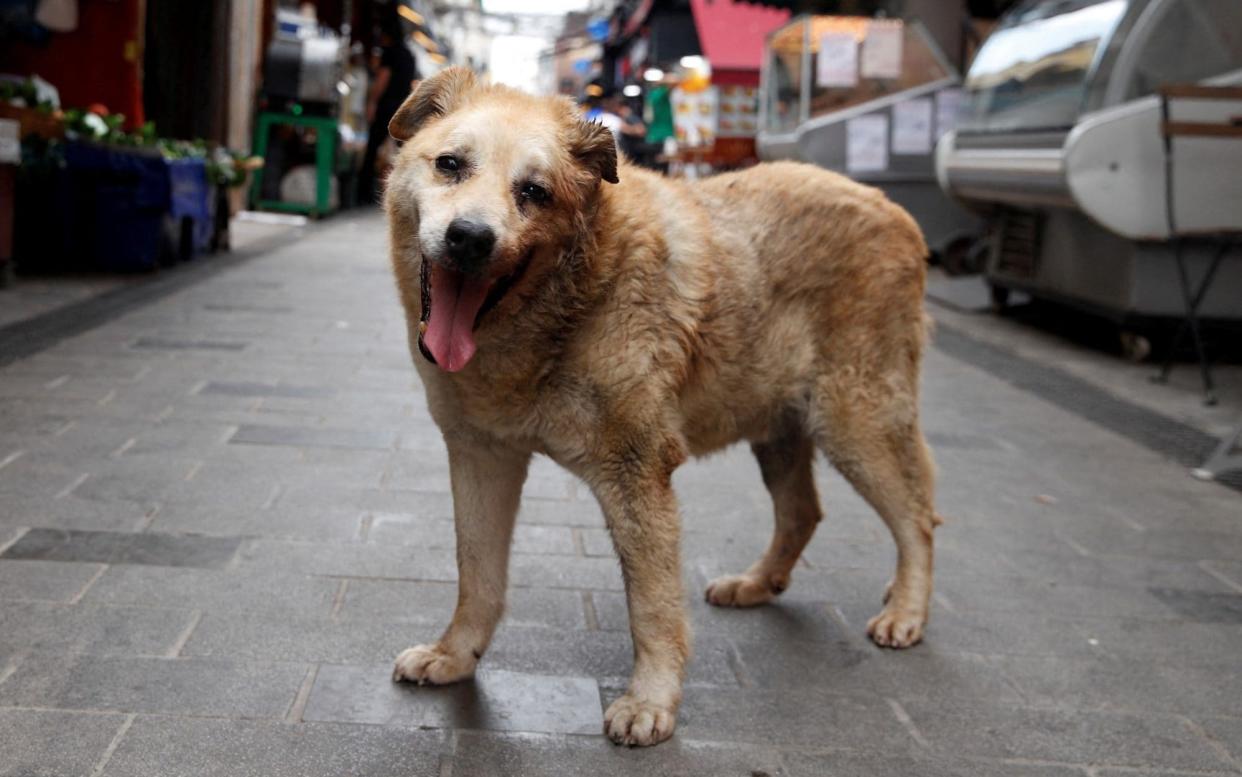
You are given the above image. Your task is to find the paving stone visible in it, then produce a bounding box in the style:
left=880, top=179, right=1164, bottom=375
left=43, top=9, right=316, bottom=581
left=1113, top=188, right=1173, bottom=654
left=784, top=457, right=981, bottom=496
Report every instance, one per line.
left=199, top=381, right=335, bottom=399
left=340, top=579, right=586, bottom=630
left=1195, top=717, right=1242, bottom=763
left=900, top=699, right=1233, bottom=771
left=880, top=608, right=1108, bottom=660
left=517, top=497, right=606, bottom=528
left=0, top=601, right=197, bottom=656
left=367, top=509, right=577, bottom=555
left=235, top=538, right=458, bottom=579
left=82, top=565, right=338, bottom=616
left=150, top=501, right=365, bottom=542
left=735, top=638, right=1022, bottom=702
left=997, top=550, right=1233, bottom=593
left=101, top=717, right=447, bottom=777
left=931, top=576, right=1178, bottom=621
left=0, top=654, right=306, bottom=718
left=2, top=528, right=241, bottom=569
left=509, top=554, right=623, bottom=590
left=67, top=457, right=201, bottom=503
left=1066, top=617, right=1242, bottom=666
left=674, top=687, right=910, bottom=749
left=486, top=628, right=740, bottom=690
left=0, top=559, right=104, bottom=602
left=0, top=452, right=88, bottom=498
left=304, top=664, right=602, bottom=735
left=156, top=463, right=285, bottom=509
left=782, top=751, right=1086, bottom=777
left=230, top=424, right=396, bottom=450
left=1057, top=524, right=1242, bottom=563
left=132, top=337, right=248, bottom=351
left=453, top=731, right=785, bottom=777
left=991, top=654, right=1242, bottom=718
left=183, top=611, right=436, bottom=664
left=0, top=708, right=128, bottom=777
left=594, top=590, right=848, bottom=643
left=1147, top=588, right=1242, bottom=624
left=122, top=420, right=237, bottom=458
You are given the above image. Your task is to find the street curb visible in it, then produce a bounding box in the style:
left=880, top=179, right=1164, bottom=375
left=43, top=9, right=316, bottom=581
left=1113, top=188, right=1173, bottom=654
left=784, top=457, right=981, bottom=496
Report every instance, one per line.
left=932, top=321, right=1242, bottom=493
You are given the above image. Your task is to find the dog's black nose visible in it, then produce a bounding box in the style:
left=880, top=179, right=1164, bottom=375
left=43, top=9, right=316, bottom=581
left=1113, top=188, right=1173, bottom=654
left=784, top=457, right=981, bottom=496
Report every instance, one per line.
left=444, top=219, right=496, bottom=273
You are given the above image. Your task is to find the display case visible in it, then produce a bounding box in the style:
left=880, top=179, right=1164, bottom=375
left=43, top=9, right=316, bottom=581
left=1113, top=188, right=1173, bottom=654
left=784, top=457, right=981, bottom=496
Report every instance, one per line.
left=759, top=16, right=981, bottom=263
left=936, top=0, right=1242, bottom=323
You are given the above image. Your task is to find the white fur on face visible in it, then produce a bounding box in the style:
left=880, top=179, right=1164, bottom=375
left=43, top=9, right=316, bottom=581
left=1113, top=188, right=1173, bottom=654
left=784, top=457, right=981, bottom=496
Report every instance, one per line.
left=405, top=106, right=563, bottom=267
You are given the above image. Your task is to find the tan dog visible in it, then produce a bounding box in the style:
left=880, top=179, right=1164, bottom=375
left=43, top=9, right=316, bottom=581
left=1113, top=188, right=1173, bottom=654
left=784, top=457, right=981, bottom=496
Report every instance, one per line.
left=384, top=67, right=939, bottom=747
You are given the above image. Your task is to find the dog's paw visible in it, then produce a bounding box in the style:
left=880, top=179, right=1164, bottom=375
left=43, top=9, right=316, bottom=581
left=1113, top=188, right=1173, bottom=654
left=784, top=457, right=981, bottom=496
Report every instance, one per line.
left=604, top=694, right=677, bottom=747
left=392, top=643, right=477, bottom=685
left=705, top=573, right=782, bottom=607
left=866, top=606, right=925, bottom=649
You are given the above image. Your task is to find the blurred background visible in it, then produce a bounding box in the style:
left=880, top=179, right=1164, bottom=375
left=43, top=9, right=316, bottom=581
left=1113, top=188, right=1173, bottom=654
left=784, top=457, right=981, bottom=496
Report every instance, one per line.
left=1, top=0, right=1241, bottom=422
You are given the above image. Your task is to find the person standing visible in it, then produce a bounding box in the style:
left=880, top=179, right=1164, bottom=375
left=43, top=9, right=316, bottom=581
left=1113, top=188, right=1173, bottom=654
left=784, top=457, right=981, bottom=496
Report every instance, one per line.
left=358, top=15, right=417, bottom=205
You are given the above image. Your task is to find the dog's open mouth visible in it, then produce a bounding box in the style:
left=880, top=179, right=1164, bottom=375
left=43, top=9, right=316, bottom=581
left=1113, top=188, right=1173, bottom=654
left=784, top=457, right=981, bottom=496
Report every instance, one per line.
left=417, top=250, right=533, bottom=372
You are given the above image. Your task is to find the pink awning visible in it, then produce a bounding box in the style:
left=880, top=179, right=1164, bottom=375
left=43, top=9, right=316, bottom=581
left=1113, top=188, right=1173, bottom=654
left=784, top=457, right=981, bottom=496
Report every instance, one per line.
left=689, top=0, right=791, bottom=72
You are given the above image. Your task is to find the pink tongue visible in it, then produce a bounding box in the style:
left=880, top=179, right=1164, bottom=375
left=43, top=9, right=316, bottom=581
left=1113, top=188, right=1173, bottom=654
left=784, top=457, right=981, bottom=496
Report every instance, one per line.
left=424, top=264, right=492, bottom=372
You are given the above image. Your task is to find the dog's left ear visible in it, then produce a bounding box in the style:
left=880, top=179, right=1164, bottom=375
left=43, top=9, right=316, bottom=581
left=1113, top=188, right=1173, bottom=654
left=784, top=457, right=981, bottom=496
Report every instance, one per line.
left=570, top=121, right=619, bottom=185
left=389, top=67, right=478, bottom=141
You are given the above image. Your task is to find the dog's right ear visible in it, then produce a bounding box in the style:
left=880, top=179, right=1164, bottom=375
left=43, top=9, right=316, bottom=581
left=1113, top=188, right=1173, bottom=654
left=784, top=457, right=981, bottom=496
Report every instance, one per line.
left=389, top=67, right=477, bottom=141
left=569, top=120, right=620, bottom=185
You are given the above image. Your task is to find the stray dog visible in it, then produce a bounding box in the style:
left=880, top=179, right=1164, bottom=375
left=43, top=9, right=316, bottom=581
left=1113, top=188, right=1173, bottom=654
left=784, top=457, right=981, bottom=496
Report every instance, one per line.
left=385, top=67, right=939, bottom=747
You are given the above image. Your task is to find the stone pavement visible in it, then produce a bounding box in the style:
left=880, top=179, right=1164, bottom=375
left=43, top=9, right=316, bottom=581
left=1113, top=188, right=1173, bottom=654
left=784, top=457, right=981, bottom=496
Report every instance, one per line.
left=1, top=210, right=1241, bottom=776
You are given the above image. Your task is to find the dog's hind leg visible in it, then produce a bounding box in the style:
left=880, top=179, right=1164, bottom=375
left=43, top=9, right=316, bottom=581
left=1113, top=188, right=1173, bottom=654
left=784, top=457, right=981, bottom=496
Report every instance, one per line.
left=815, top=387, right=937, bottom=649
left=392, top=437, right=529, bottom=685
left=705, top=423, right=821, bottom=607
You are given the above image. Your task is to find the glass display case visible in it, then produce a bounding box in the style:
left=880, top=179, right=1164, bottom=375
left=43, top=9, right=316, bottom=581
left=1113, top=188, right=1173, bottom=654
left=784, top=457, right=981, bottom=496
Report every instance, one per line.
left=763, top=17, right=956, bottom=136
left=759, top=15, right=980, bottom=262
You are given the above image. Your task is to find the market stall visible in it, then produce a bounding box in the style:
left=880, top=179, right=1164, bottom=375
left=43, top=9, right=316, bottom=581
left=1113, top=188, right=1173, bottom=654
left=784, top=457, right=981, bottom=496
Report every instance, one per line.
left=935, top=0, right=1242, bottom=335
left=758, top=15, right=982, bottom=265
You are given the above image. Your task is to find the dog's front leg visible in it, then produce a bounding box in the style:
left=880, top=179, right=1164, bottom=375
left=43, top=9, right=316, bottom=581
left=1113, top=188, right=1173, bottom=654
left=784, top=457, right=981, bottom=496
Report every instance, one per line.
left=393, top=438, right=529, bottom=685
left=589, top=450, right=690, bottom=747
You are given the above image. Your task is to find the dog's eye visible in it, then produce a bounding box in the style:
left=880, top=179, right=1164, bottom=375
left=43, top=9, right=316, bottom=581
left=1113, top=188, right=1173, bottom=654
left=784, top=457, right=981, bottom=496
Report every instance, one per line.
left=435, top=155, right=460, bottom=173
left=520, top=182, right=550, bottom=205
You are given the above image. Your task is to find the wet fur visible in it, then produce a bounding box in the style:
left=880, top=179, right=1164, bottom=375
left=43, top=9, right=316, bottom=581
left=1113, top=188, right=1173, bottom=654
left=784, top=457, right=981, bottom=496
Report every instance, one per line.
left=385, top=68, right=939, bottom=747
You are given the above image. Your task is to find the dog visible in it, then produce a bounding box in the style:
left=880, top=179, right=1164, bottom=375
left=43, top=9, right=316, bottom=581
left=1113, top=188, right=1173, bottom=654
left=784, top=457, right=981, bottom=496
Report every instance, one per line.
left=384, top=67, right=939, bottom=747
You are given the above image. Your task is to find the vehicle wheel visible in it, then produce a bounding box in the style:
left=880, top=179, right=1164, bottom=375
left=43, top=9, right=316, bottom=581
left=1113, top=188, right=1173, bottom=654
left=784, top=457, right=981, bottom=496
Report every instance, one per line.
left=989, top=284, right=1010, bottom=313
left=1119, top=331, right=1152, bottom=362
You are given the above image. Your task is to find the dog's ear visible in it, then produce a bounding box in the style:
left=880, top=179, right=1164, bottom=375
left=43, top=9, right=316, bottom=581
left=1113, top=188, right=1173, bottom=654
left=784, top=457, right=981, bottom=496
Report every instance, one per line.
left=570, top=120, right=619, bottom=185
left=389, top=67, right=477, bottom=141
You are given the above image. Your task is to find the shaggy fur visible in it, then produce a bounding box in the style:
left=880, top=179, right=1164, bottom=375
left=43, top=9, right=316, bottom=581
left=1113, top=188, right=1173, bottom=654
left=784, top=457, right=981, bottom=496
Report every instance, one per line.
left=385, top=67, right=939, bottom=747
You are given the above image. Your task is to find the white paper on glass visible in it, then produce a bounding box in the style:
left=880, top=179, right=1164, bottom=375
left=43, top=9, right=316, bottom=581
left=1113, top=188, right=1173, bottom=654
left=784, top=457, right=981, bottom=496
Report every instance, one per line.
left=935, top=88, right=967, bottom=139
left=860, top=21, right=903, bottom=79
left=816, top=33, right=858, bottom=88
left=846, top=114, right=889, bottom=173
left=892, top=97, right=933, bottom=154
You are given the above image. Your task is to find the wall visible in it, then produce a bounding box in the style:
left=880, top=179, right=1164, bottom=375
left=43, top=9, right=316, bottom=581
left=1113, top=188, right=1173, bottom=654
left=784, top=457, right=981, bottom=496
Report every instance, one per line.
left=2, top=0, right=146, bottom=127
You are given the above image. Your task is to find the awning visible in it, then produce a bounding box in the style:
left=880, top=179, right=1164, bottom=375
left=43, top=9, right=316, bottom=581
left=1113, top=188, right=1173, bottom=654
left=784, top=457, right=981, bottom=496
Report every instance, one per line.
left=689, top=0, right=790, bottom=73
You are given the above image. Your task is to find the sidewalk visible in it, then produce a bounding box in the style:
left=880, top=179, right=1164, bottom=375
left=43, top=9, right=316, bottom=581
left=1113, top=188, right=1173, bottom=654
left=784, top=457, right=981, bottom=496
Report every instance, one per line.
left=1, top=211, right=1240, bottom=776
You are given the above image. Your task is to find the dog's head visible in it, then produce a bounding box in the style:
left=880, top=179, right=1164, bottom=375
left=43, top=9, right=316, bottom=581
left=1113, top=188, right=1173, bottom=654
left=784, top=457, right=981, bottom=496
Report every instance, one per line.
left=385, top=67, right=618, bottom=373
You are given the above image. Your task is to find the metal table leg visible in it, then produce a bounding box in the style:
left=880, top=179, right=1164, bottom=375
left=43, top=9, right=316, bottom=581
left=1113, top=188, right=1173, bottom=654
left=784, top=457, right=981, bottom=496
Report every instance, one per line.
left=1193, top=420, right=1242, bottom=481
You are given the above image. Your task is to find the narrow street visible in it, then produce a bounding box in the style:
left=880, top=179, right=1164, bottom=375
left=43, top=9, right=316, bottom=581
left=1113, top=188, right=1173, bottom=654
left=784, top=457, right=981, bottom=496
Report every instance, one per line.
left=1, top=211, right=1241, bottom=776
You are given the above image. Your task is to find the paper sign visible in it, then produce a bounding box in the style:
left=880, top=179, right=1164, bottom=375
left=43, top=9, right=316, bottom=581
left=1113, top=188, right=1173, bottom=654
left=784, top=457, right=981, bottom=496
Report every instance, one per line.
left=935, top=88, right=967, bottom=138
left=0, top=119, right=18, bottom=164
left=846, top=114, right=889, bottom=174
left=861, top=21, right=903, bottom=79
left=671, top=86, right=719, bottom=148
left=892, top=98, right=933, bottom=154
left=817, top=33, right=858, bottom=88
